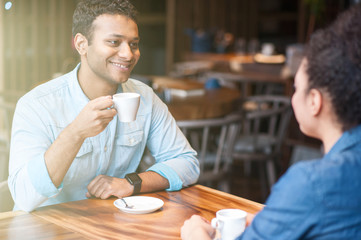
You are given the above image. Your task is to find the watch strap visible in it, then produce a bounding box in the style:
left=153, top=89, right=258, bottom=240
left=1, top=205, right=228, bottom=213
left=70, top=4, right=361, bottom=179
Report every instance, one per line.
left=125, top=172, right=142, bottom=195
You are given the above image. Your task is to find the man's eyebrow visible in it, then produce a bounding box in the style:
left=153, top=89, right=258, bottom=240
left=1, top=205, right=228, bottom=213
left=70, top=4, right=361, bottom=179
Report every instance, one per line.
left=108, top=34, right=140, bottom=40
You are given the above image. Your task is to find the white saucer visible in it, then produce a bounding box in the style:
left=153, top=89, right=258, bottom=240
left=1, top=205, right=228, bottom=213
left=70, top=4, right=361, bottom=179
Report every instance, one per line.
left=114, top=196, right=164, bottom=214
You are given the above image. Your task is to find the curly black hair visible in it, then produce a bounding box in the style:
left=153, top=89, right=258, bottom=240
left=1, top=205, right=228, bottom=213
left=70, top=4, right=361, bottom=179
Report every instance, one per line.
left=306, top=3, right=361, bottom=131
left=72, top=0, right=138, bottom=43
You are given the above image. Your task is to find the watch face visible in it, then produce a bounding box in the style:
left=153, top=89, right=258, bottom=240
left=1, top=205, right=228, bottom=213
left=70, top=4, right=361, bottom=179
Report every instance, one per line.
left=127, top=173, right=142, bottom=185
left=126, top=173, right=142, bottom=195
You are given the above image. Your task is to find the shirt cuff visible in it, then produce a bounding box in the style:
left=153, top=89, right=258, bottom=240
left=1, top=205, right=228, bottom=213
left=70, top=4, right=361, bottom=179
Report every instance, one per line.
left=147, top=163, right=183, bottom=191
left=27, top=155, right=62, bottom=197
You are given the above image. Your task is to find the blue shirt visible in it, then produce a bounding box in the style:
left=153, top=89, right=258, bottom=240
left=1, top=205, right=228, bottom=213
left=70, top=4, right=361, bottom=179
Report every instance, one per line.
left=8, top=64, right=199, bottom=212
left=239, top=125, right=361, bottom=239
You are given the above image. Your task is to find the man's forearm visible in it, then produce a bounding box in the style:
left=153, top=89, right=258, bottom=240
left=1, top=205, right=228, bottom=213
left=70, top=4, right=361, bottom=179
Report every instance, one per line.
left=138, top=171, right=170, bottom=193
left=44, top=123, right=85, bottom=187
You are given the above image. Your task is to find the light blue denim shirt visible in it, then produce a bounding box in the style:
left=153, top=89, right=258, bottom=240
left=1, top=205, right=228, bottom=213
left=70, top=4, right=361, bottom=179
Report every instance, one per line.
left=239, top=125, right=361, bottom=239
left=8, top=64, right=199, bottom=212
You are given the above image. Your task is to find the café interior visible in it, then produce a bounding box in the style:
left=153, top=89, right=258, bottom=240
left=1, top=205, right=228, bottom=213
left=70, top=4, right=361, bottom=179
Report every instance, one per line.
left=0, top=0, right=358, bottom=225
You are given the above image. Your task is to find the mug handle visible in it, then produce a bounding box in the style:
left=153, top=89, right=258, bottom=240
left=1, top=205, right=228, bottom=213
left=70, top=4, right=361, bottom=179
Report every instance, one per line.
left=211, top=218, right=223, bottom=229
left=211, top=218, right=218, bottom=228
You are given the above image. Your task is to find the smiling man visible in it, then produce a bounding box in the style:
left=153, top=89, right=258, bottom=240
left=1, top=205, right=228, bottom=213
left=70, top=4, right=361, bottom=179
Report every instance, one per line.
left=8, top=0, right=199, bottom=212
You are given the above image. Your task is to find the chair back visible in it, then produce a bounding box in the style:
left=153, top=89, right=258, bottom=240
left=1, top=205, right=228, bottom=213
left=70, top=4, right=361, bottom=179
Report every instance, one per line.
left=177, top=113, right=242, bottom=190
left=239, top=95, right=292, bottom=155
left=232, top=95, right=292, bottom=198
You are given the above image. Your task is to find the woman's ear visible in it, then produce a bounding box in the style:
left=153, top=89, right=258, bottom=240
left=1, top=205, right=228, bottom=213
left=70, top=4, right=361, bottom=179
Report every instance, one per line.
left=308, top=89, right=323, bottom=116
left=73, top=33, right=88, bottom=55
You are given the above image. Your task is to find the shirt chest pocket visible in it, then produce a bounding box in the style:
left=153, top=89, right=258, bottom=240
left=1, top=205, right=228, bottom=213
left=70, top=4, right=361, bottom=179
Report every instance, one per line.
left=113, top=130, right=144, bottom=171
left=116, top=130, right=143, bottom=147
left=76, top=140, right=93, bottom=157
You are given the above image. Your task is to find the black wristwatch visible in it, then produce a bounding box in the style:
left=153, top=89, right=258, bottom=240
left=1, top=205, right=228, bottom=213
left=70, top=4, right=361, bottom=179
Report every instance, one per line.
left=125, top=172, right=142, bottom=195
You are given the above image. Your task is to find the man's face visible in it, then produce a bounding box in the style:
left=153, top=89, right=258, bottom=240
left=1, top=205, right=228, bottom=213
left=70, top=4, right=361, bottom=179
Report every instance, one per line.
left=291, top=59, right=315, bottom=137
left=83, top=14, right=140, bottom=85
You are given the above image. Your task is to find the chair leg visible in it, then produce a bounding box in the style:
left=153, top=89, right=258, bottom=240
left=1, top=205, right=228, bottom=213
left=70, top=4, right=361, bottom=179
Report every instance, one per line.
left=266, top=159, right=276, bottom=189
left=259, top=162, right=268, bottom=201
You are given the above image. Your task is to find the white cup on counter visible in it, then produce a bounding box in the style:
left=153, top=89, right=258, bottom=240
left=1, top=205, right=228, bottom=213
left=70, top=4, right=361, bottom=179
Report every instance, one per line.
left=261, top=43, right=275, bottom=56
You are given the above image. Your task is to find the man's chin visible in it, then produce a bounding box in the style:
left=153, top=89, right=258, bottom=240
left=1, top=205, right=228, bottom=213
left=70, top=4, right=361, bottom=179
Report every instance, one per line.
left=109, top=75, right=130, bottom=84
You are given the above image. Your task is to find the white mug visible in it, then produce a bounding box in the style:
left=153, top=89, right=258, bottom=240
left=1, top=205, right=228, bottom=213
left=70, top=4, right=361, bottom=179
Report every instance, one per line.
left=211, top=209, right=247, bottom=240
left=261, top=43, right=275, bottom=56
left=113, top=93, right=140, bottom=122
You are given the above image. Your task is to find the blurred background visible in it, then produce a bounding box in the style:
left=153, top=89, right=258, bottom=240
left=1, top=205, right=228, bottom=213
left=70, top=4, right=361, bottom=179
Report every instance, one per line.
left=1, top=0, right=359, bottom=93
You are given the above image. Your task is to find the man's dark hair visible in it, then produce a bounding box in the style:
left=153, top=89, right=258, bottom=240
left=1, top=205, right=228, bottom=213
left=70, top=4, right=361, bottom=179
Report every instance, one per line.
left=72, top=0, right=138, bottom=43
left=305, top=3, right=361, bottom=131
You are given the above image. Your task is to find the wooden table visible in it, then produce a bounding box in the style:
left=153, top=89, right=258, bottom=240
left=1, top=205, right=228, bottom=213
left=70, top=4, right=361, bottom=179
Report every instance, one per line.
left=184, top=52, right=294, bottom=96
left=151, top=76, right=241, bottom=120
left=0, top=185, right=263, bottom=240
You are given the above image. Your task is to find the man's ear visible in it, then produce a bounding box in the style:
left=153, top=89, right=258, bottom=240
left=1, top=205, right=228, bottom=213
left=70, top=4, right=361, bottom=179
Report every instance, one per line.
left=308, top=89, right=323, bottom=116
left=73, top=33, right=88, bottom=55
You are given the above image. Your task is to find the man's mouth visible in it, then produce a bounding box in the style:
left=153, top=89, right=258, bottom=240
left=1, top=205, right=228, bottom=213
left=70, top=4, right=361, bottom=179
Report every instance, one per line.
left=111, top=62, right=131, bottom=70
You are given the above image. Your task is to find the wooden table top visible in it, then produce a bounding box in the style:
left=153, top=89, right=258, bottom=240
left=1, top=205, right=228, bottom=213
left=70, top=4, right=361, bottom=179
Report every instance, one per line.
left=168, top=88, right=240, bottom=120
left=0, top=185, right=263, bottom=240
left=151, top=76, right=241, bottom=121
left=184, top=52, right=255, bottom=64
left=184, top=52, right=294, bottom=96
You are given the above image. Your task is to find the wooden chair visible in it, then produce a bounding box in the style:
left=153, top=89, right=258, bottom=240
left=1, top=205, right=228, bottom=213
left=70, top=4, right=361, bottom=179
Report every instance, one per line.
left=231, top=95, right=292, bottom=199
left=176, top=113, right=242, bottom=192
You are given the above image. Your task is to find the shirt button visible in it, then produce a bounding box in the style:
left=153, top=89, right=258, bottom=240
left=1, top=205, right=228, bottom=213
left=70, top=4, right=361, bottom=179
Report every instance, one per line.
left=129, top=138, right=134, bottom=144
left=104, top=146, right=107, bottom=152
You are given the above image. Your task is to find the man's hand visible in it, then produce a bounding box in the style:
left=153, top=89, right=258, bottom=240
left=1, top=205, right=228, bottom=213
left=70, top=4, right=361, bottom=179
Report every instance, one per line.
left=181, top=215, right=215, bottom=240
left=246, top=212, right=255, bottom=227
left=86, top=172, right=170, bottom=200
left=70, top=96, right=116, bottom=140
left=86, top=175, right=133, bottom=199
left=44, top=96, right=117, bottom=187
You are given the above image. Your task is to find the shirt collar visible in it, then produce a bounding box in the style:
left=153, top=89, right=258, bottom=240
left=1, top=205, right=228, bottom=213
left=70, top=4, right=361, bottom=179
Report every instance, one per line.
left=326, top=124, right=361, bottom=157
left=68, top=63, right=90, bottom=111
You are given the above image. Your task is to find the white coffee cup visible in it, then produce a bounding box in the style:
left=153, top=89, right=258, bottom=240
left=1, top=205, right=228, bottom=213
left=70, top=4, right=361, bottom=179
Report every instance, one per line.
left=211, top=209, right=247, bottom=240
left=261, top=43, right=275, bottom=56
left=113, top=93, right=140, bottom=122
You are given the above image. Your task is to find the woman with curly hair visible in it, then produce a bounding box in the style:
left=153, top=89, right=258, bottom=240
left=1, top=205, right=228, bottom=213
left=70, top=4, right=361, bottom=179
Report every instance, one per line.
left=182, top=3, right=361, bottom=240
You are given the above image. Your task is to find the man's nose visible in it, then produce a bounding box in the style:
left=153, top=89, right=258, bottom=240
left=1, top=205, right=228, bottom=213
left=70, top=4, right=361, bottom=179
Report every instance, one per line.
left=117, top=43, right=133, bottom=60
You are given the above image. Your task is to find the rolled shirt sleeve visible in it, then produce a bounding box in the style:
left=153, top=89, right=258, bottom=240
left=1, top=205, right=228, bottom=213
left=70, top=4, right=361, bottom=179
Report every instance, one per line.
left=143, top=91, right=199, bottom=191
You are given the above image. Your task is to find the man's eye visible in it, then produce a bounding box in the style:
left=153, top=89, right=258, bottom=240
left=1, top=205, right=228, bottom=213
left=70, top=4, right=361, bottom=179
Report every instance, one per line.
left=108, top=40, right=119, bottom=45
left=130, top=42, right=139, bottom=49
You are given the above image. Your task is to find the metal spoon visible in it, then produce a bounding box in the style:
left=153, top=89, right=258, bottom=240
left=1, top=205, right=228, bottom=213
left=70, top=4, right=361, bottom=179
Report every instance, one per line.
left=121, top=198, right=134, bottom=209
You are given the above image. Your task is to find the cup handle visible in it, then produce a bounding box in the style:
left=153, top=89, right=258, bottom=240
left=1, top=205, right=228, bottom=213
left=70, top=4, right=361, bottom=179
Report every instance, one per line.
left=211, top=218, right=218, bottom=229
